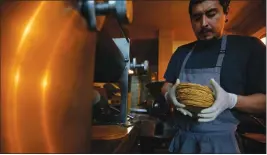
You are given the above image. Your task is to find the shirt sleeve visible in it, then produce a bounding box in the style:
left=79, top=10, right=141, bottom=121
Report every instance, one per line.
left=163, top=49, right=179, bottom=84
left=245, top=37, right=266, bottom=95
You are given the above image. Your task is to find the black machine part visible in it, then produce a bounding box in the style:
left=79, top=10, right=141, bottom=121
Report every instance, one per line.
left=145, top=81, right=165, bottom=99
left=92, top=96, right=134, bottom=124
left=94, top=31, right=126, bottom=83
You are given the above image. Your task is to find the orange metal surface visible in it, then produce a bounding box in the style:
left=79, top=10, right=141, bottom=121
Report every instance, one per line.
left=1, top=1, right=96, bottom=153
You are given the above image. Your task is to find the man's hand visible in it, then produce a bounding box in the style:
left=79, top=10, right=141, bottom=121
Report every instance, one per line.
left=198, top=78, right=238, bottom=122
left=165, top=79, right=193, bottom=117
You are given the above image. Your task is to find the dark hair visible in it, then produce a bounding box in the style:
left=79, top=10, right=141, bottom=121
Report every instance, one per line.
left=189, top=0, right=231, bottom=15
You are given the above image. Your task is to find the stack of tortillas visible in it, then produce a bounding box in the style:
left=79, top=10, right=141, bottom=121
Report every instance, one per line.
left=176, top=83, right=215, bottom=108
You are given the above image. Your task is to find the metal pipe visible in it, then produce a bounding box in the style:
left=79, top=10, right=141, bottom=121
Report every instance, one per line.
left=119, top=66, right=129, bottom=123
left=112, top=38, right=130, bottom=124
left=95, top=3, right=113, bottom=15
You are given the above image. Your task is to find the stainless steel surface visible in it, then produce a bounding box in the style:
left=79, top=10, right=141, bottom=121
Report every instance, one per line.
left=1, top=1, right=96, bottom=153
left=130, top=108, right=148, bottom=113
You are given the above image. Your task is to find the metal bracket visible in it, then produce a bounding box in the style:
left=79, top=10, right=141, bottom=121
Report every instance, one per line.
left=79, top=0, right=133, bottom=31
left=130, top=58, right=149, bottom=71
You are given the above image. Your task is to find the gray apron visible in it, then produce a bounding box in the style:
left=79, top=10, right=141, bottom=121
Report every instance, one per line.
left=169, top=36, right=241, bottom=153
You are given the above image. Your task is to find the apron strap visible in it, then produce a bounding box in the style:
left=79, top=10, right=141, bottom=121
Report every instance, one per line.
left=216, top=35, right=227, bottom=67
left=178, top=36, right=228, bottom=78
left=178, top=45, right=195, bottom=78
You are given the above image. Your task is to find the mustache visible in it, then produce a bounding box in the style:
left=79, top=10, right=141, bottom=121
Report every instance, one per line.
left=199, top=28, right=213, bottom=34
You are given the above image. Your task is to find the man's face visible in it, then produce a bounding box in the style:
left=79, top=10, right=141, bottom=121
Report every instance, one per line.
left=190, top=0, right=227, bottom=40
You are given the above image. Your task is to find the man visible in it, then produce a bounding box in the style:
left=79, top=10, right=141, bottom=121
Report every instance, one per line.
left=161, top=0, right=266, bottom=153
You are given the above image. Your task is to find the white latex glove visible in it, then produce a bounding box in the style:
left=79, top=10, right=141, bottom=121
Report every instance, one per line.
left=165, top=79, right=193, bottom=117
left=198, top=78, right=238, bottom=122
